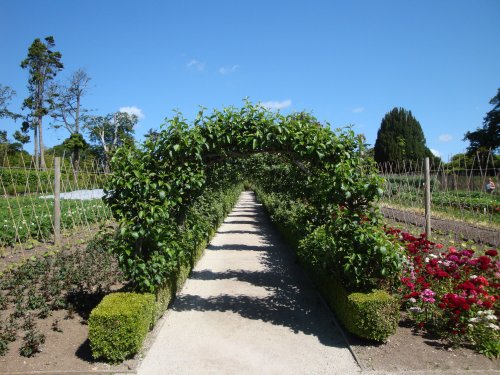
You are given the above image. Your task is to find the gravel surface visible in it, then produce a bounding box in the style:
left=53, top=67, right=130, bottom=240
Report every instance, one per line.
left=138, top=191, right=360, bottom=375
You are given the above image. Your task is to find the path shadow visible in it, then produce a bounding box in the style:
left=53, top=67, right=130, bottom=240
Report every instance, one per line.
left=207, top=244, right=269, bottom=252
left=216, top=230, right=262, bottom=235
left=173, top=195, right=347, bottom=349
left=222, top=220, right=257, bottom=225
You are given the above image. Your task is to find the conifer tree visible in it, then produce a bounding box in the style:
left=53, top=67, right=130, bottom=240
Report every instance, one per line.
left=20, top=36, right=63, bottom=169
left=374, top=107, right=431, bottom=163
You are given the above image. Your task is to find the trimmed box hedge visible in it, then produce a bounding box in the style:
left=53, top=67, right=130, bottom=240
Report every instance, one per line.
left=313, top=272, right=399, bottom=341
left=88, top=292, right=155, bottom=363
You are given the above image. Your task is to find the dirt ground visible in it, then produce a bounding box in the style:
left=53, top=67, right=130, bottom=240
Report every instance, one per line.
left=381, top=206, right=499, bottom=247
left=0, top=309, right=135, bottom=374
left=350, top=315, right=499, bottom=374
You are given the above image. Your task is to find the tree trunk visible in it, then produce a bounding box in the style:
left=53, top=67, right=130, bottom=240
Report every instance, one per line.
left=103, top=151, right=110, bottom=173
left=72, top=147, right=80, bottom=184
left=75, top=96, right=80, bottom=134
left=38, top=115, right=47, bottom=170
left=33, top=125, right=39, bottom=170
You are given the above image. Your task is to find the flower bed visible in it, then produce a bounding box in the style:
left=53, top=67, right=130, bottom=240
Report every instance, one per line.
left=391, top=227, right=499, bottom=358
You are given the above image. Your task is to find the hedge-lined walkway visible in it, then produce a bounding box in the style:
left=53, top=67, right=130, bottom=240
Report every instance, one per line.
left=138, top=191, right=360, bottom=374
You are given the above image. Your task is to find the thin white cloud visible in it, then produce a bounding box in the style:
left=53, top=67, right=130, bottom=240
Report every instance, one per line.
left=352, top=107, right=365, bottom=113
left=260, top=99, right=292, bottom=110
left=119, top=106, right=144, bottom=120
left=430, top=148, right=441, bottom=157
left=219, top=64, right=239, bottom=75
left=186, top=59, right=205, bottom=71
left=438, top=134, right=453, bottom=142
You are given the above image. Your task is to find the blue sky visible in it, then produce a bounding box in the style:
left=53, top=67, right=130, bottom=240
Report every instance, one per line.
left=1, top=0, right=499, bottom=161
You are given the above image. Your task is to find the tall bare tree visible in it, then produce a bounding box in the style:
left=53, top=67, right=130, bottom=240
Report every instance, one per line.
left=50, top=69, right=91, bottom=173
left=0, top=84, right=21, bottom=121
left=20, top=36, right=63, bottom=169
left=84, top=111, right=137, bottom=171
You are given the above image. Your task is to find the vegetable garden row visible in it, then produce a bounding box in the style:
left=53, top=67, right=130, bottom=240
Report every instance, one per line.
left=381, top=175, right=500, bottom=226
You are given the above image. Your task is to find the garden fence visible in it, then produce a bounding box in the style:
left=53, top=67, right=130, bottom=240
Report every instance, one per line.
left=0, top=151, right=112, bottom=267
left=378, top=151, right=499, bottom=246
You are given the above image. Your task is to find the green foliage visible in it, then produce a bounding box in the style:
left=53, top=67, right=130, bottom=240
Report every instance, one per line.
left=478, top=339, right=500, bottom=359
left=20, top=36, right=64, bottom=169
left=313, top=271, right=398, bottom=341
left=62, top=133, right=88, bottom=153
left=345, top=290, right=400, bottom=341
left=84, top=111, right=137, bottom=169
left=464, top=88, right=500, bottom=155
left=0, top=85, right=20, bottom=121
left=255, top=187, right=400, bottom=341
left=374, top=107, right=432, bottom=163
left=88, top=292, right=155, bottom=363
left=0, top=232, right=124, bottom=356
left=106, top=101, right=399, bottom=293
left=19, top=329, right=45, bottom=357
left=298, top=221, right=402, bottom=291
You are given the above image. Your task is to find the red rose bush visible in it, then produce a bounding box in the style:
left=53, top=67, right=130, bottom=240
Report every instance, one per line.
left=387, top=228, right=499, bottom=358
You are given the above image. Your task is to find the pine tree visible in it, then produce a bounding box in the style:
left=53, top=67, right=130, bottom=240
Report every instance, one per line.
left=20, top=36, right=63, bottom=169
left=374, top=107, right=431, bottom=163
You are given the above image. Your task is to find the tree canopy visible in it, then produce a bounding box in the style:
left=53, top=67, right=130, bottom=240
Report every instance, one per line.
left=20, top=36, right=63, bottom=169
left=0, top=85, right=20, bottom=121
left=464, top=88, right=500, bottom=155
left=374, top=107, right=432, bottom=163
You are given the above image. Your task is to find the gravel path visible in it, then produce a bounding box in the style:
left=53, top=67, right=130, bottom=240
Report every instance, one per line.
left=138, top=191, right=360, bottom=375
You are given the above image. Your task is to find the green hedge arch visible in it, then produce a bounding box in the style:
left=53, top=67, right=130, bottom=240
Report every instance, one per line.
left=105, top=101, right=401, bottom=292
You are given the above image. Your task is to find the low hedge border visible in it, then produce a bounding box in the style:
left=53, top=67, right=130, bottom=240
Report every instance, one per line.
left=311, top=272, right=399, bottom=342
left=88, top=293, right=155, bottom=363
left=88, top=185, right=242, bottom=363
left=254, top=188, right=399, bottom=342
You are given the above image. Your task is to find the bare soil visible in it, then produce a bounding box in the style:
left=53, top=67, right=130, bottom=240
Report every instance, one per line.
left=0, top=309, right=135, bottom=374
left=350, top=315, right=499, bottom=374
left=381, top=206, right=499, bottom=247
left=0, top=228, right=132, bottom=374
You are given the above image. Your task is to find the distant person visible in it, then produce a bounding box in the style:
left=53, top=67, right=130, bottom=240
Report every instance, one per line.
left=486, top=178, right=496, bottom=194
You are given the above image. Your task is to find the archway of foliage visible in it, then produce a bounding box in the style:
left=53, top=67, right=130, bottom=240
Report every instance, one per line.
left=105, top=101, right=403, bottom=292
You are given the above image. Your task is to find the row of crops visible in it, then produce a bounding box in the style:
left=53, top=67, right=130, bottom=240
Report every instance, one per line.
left=380, top=174, right=500, bottom=226
left=0, top=197, right=112, bottom=247
left=0, top=160, right=111, bottom=251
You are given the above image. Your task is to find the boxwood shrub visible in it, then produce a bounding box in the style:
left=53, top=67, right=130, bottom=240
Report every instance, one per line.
left=88, top=292, right=155, bottom=363
left=313, top=272, right=398, bottom=341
